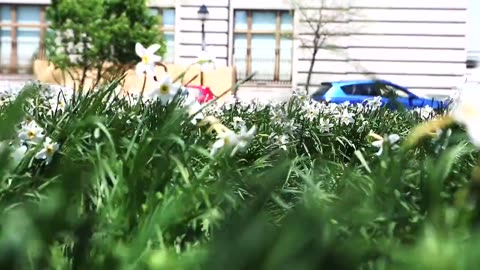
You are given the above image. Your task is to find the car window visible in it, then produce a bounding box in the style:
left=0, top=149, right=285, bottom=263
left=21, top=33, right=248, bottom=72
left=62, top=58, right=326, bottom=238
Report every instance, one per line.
left=312, top=83, right=332, bottom=97
left=375, top=83, right=410, bottom=98
left=341, top=83, right=381, bottom=96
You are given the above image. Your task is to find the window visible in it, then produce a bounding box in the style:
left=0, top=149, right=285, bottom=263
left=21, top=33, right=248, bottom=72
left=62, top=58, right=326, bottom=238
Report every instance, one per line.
left=0, top=5, right=48, bottom=74
left=233, top=10, right=293, bottom=83
left=150, top=7, right=175, bottom=64
left=312, top=83, right=332, bottom=98
left=341, top=84, right=381, bottom=96
left=377, top=83, right=410, bottom=98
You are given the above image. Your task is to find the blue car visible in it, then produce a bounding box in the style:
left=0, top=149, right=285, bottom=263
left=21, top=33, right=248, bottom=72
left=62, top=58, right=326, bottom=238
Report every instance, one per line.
left=311, top=80, right=448, bottom=110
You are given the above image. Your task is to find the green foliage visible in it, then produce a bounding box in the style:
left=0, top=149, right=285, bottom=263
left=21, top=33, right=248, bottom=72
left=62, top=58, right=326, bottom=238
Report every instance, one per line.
left=0, top=82, right=479, bottom=269
left=45, top=0, right=163, bottom=84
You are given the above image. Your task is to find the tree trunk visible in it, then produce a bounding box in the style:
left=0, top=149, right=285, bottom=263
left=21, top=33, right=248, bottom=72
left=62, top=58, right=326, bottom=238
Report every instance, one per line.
left=305, top=47, right=319, bottom=94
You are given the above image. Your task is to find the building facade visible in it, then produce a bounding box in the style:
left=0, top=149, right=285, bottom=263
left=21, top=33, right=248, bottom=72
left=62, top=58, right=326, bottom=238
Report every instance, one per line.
left=0, top=0, right=470, bottom=96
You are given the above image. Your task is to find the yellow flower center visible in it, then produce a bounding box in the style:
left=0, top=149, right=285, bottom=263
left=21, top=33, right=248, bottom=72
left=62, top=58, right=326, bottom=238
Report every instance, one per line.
left=142, top=55, right=149, bottom=64
left=46, top=145, right=55, bottom=156
left=28, top=130, right=36, bottom=139
left=223, top=136, right=230, bottom=145
left=160, top=84, right=170, bottom=95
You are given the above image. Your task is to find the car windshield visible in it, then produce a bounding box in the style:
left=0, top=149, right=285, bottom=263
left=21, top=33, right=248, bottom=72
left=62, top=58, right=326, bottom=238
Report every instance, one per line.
left=312, top=83, right=332, bottom=97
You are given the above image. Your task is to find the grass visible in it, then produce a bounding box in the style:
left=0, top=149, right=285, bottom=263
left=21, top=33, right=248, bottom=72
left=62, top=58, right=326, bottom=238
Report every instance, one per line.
left=0, top=80, right=479, bottom=269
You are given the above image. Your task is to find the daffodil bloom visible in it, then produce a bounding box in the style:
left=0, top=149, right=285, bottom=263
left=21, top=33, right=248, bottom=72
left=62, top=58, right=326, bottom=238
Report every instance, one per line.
left=211, top=125, right=256, bottom=156
left=232, top=116, right=246, bottom=130
left=449, top=84, right=480, bottom=147
left=182, top=91, right=205, bottom=124
left=135, top=42, right=162, bottom=76
left=211, top=130, right=240, bottom=155
left=369, top=132, right=400, bottom=156
left=196, top=49, right=216, bottom=72
left=236, top=125, right=257, bottom=148
left=49, top=97, right=67, bottom=112
left=273, top=134, right=289, bottom=151
left=201, top=116, right=256, bottom=155
left=319, top=118, right=334, bottom=133
left=305, top=104, right=319, bottom=121
left=18, top=121, right=45, bottom=145
left=366, top=96, right=383, bottom=109
left=337, top=109, right=355, bottom=125
left=146, top=76, right=181, bottom=105
left=35, top=137, right=59, bottom=165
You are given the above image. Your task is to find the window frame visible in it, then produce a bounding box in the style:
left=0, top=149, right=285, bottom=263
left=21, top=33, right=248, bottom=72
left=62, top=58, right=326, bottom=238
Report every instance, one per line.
left=233, top=9, right=294, bottom=83
left=150, top=7, right=175, bottom=64
left=0, top=4, right=48, bottom=74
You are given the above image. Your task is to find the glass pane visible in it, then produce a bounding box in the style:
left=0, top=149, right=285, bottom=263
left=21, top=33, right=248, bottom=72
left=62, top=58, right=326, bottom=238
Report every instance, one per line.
left=162, top=9, right=175, bottom=28
left=251, top=34, right=275, bottom=81
left=234, top=11, right=247, bottom=30
left=1, top=28, right=12, bottom=72
left=1, top=6, right=12, bottom=23
left=233, top=34, right=247, bottom=79
left=281, top=12, right=293, bottom=31
left=279, top=36, right=292, bottom=81
left=17, top=28, right=41, bottom=73
left=163, top=32, right=174, bottom=63
left=252, top=11, right=276, bottom=31
left=17, top=6, right=41, bottom=24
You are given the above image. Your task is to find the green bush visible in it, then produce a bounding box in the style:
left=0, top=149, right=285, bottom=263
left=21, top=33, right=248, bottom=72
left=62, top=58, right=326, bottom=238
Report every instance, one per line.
left=45, top=0, right=163, bottom=87
left=0, top=82, right=479, bottom=269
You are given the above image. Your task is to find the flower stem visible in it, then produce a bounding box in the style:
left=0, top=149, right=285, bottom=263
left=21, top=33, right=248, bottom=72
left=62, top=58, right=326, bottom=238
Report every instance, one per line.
left=140, top=73, right=147, bottom=99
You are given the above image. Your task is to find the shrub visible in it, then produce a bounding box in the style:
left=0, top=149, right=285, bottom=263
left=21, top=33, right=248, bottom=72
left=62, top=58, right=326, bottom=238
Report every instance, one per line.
left=45, top=0, right=163, bottom=88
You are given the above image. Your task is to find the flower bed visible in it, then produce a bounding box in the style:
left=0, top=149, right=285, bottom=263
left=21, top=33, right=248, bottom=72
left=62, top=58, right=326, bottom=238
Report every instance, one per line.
left=1, top=78, right=480, bottom=269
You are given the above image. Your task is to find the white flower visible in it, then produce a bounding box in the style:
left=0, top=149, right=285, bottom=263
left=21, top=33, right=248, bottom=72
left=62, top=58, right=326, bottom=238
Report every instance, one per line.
left=211, top=131, right=239, bottom=155
left=340, top=101, right=351, bottom=108
left=211, top=125, right=256, bottom=156
left=304, top=103, right=320, bottom=121
left=413, top=105, right=435, bottom=121
left=237, top=125, right=257, bottom=148
left=18, top=121, right=45, bottom=145
left=282, top=119, right=298, bottom=134
left=366, top=96, right=383, bottom=109
left=449, top=84, right=480, bottom=147
left=49, top=96, right=68, bottom=112
left=35, top=137, right=59, bottom=165
left=358, top=120, right=369, bottom=133
left=63, top=29, right=75, bottom=39
left=326, top=103, right=339, bottom=115
left=232, top=117, right=246, bottom=130
left=337, top=110, right=355, bottom=125
left=182, top=92, right=205, bottom=124
left=274, top=134, right=289, bottom=151
left=371, top=133, right=400, bottom=156
left=135, top=42, right=162, bottom=76
left=319, top=118, right=334, bottom=133
left=146, top=76, right=180, bottom=105
left=196, top=49, right=216, bottom=72
left=293, top=89, right=308, bottom=102
left=271, top=109, right=286, bottom=123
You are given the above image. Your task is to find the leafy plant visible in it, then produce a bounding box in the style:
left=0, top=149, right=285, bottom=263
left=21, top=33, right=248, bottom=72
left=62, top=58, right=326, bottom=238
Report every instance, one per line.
left=45, top=0, right=163, bottom=88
